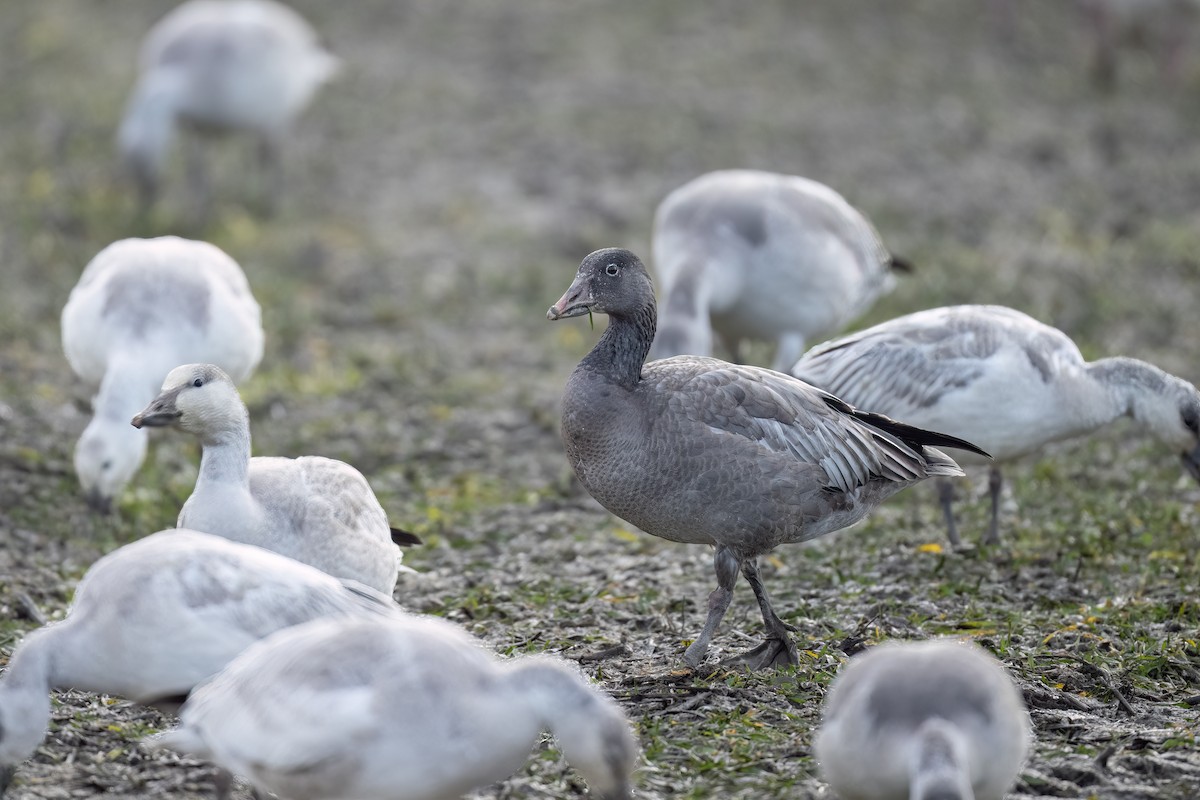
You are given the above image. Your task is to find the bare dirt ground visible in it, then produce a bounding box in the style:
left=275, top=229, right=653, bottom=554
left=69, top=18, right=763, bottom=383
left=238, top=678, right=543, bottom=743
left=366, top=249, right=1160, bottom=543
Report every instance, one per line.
left=1, top=1, right=1198, bottom=798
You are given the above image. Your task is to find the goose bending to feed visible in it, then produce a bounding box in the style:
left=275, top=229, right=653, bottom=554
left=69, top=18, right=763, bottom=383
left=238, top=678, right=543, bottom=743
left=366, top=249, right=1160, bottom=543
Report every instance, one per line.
left=153, top=615, right=638, bottom=800
left=119, top=0, right=339, bottom=212
left=547, top=249, right=988, bottom=669
left=815, top=639, right=1030, bottom=800
left=649, top=169, right=910, bottom=372
left=0, top=529, right=401, bottom=799
left=132, top=363, right=418, bottom=594
left=61, top=236, right=263, bottom=514
left=791, top=304, right=1200, bottom=546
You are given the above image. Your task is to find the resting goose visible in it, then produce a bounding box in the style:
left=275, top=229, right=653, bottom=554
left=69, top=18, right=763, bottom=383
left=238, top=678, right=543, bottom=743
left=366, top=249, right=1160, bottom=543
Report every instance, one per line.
left=815, top=639, right=1030, bottom=800
left=61, top=236, right=263, bottom=514
left=0, top=529, right=400, bottom=798
left=649, top=169, right=908, bottom=372
left=153, top=615, right=638, bottom=800
left=791, top=304, right=1200, bottom=545
left=131, top=363, right=417, bottom=594
left=119, top=0, right=339, bottom=211
left=547, top=249, right=987, bottom=669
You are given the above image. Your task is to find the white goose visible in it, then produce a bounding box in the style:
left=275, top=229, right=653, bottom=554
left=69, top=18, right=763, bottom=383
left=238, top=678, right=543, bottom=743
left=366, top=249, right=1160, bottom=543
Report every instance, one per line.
left=649, top=169, right=909, bottom=372
left=0, top=529, right=401, bottom=798
left=792, top=304, right=1200, bottom=545
left=132, top=363, right=416, bottom=594
left=153, top=615, right=639, bottom=800
left=61, top=236, right=263, bottom=514
left=815, top=639, right=1030, bottom=800
left=118, top=0, right=339, bottom=211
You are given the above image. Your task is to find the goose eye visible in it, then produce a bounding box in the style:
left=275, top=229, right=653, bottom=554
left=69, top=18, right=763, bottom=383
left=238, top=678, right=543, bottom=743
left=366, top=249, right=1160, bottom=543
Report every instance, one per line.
left=101, top=460, right=113, bottom=471
left=605, top=263, right=619, bottom=276
left=1183, top=408, right=1199, bottom=434
left=192, top=378, right=203, bottom=388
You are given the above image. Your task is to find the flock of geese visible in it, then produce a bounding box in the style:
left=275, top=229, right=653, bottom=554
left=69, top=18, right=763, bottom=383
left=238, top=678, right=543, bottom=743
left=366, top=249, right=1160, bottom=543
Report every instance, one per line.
left=3, top=1, right=1199, bottom=800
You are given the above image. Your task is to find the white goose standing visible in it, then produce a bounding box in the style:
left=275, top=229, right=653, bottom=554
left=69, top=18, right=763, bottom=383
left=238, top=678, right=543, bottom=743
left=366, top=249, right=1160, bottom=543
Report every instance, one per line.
left=792, top=304, right=1200, bottom=544
left=649, top=169, right=909, bottom=372
left=61, top=236, right=263, bottom=513
left=132, top=363, right=417, bottom=594
left=119, top=0, right=339, bottom=211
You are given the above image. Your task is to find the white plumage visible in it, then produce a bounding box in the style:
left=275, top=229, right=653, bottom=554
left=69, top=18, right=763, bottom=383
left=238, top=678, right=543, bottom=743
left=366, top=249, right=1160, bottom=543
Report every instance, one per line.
left=649, top=169, right=906, bottom=372
left=815, top=639, right=1030, bottom=800
left=153, top=615, right=638, bottom=800
left=0, top=529, right=400, bottom=796
left=118, top=0, right=339, bottom=209
left=61, top=236, right=263, bottom=514
left=131, top=363, right=407, bottom=594
left=792, top=304, right=1200, bottom=544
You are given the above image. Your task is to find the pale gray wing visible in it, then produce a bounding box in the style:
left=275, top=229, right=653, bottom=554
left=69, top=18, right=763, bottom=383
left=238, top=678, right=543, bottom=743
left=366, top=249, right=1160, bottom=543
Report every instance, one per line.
left=794, top=306, right=1080, bottom=417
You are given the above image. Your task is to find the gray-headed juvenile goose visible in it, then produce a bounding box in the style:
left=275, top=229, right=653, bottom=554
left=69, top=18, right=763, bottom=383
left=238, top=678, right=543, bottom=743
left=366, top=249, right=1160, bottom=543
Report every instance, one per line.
left=61, top=236, right=263, bottom=514
left=119, top=0, right=339, bottom=211
left=815, top=639, right=1030, bottom=800
left=131, top=363, right=418, bottom=594
left=547, top=249, right=988, bottom=669
left=649, top=169, right=909, bottom=372
left=0, top=529, right=400, bottom=798
left=792, top=304, right=1200, bottom=546
left=153, top=615, right=638, bottom=800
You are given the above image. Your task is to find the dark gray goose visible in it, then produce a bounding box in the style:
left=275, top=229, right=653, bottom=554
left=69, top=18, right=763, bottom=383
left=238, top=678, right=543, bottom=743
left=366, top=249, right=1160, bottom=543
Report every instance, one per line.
left=547, top=249, right=989, bottom=669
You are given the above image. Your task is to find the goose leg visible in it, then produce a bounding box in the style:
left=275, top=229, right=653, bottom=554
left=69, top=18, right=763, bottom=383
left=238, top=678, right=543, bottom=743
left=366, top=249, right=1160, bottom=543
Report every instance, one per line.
left=683, top=546, right=740, bottom=668
left=256, top=133, right=282, bottom=217
left=186, top=134, right=213, bottom=225
left=936, top=479, right=962, bottom=547
left=984, top=465, right=1004, bottom=546
left=721, top=558, right=799, bottom=669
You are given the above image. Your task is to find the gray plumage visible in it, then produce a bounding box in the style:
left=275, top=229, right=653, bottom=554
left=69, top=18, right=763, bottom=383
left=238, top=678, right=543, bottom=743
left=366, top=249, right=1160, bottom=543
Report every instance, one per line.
left=816, top=639, right=1031, bottom=800
left=548, top=249, right=986, bottom=669
left=792, top=304, right=1200, bottom=545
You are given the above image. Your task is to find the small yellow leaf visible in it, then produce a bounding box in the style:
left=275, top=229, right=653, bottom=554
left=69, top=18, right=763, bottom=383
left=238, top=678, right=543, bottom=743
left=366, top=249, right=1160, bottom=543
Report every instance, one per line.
left=917, top=543, right=943, bottom=554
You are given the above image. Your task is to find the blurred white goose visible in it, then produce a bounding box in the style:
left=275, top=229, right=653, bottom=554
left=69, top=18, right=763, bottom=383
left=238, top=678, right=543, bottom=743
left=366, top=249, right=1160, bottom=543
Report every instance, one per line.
left=153, top=615, right=638, bottom=800
left=132, top=363, right=417, bottom=594
left=119, top=0, right=339, bottom=211
left=792, top=304, right=1200, bottom=545
left=815, top=639, right=1030, bottom=800
left=649, top=169, right=909, bottom=372
left=61, top=236, right=263, bottom=514
left=0, top=529, right=401, bottom=798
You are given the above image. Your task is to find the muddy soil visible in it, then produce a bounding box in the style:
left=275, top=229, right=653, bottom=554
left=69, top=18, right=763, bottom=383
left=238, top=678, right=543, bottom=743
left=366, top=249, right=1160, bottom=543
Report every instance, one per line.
left=1, top=1, right=1199, bottom=798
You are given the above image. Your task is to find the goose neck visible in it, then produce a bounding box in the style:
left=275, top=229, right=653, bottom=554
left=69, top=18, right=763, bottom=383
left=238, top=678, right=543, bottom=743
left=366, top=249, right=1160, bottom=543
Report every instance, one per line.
left=581, top=304, right=656, bottom=389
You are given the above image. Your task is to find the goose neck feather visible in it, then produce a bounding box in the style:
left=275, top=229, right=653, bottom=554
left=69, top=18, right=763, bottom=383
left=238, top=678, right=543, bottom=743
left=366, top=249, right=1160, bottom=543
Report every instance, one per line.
left=195, top=423, right=252, bottom=486
left=580, top=303, right=656, bottom=390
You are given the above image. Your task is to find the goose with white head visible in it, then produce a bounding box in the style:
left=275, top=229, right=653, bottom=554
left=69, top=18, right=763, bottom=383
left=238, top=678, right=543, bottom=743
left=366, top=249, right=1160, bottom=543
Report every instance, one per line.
left=153, top=615, right=638, bottom=800
left=131, top=363, right=418, bottom=594
left=61, top=236, right=263, bottom=514
left=816, top=639, right=1031, bottom=800
left=548, top=248, right=989, bottom=669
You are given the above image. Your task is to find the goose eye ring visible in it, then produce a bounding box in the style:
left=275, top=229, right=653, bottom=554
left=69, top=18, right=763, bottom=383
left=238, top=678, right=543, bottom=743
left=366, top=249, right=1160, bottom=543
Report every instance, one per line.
left=193, top=378, right=203, bottom=388
left=605, top=263, right=619, bottom=276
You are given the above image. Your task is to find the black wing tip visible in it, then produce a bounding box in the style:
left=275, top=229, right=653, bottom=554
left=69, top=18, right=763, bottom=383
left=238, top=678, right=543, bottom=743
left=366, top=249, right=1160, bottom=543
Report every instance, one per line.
left=835, top=400, right=992, bottom=459
left=390, top=527, right=423, bottom=546
left=889, top=255, right=915, bottom=274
